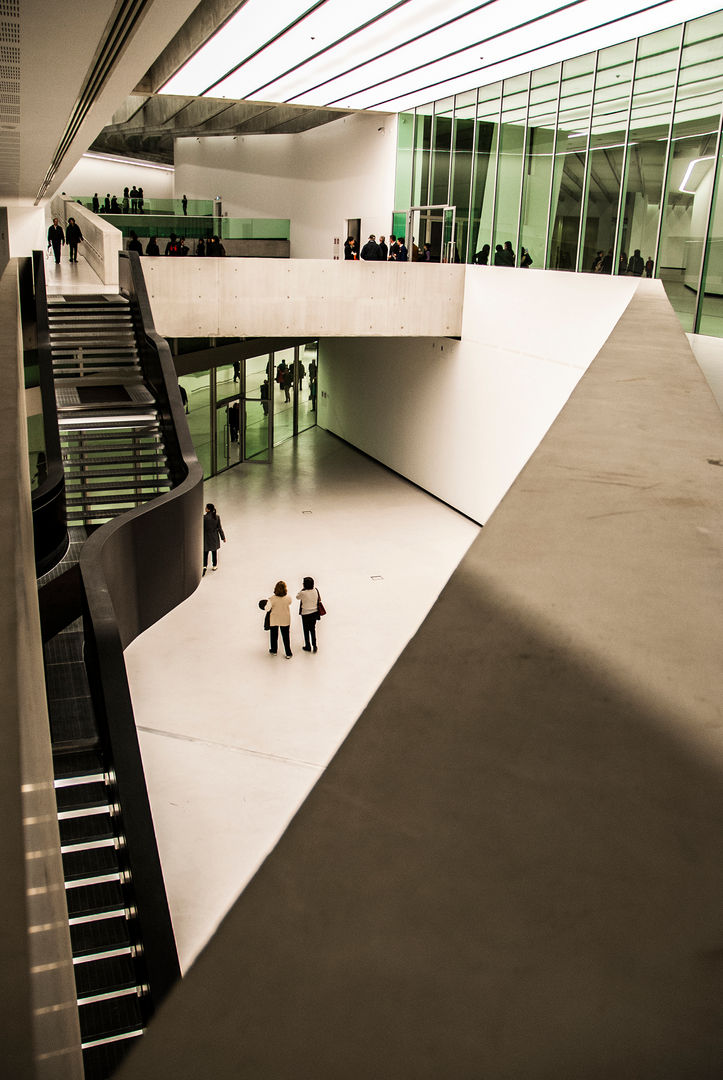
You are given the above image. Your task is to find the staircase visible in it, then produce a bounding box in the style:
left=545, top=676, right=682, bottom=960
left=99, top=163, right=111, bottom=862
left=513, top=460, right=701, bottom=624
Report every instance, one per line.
left=47, top=295, right=171, bottom=527
left=40, top=292, right=176, bottom=1078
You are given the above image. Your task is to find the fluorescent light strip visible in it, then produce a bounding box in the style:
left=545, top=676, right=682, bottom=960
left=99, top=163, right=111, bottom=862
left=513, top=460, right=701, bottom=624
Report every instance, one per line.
left=161, top=0, right=327, bottom=96
left=213, top=0, right=416, bottom=100
left=358, top=0, right=693, bottom=112
left=342, top=0, right=678, bottom=110
left=83, top=152, right=174, bottom=173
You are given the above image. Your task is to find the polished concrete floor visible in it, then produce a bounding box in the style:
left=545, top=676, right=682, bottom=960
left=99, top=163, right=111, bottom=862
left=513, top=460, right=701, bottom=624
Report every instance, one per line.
left=124, top=428, right=479, bottom=970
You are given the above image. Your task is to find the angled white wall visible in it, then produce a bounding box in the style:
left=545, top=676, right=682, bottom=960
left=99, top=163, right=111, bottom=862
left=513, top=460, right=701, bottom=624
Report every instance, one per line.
left=319, top=269, right=641, bottom=524
left=173, top=112, right=398, bottom=259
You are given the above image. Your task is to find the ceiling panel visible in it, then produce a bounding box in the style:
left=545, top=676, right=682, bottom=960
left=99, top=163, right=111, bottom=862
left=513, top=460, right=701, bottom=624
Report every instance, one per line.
left=157, top=0, right=723, bottom=112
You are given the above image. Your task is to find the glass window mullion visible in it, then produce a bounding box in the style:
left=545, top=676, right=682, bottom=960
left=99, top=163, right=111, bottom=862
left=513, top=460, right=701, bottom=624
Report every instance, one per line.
left=612, top=36, right=640, bottom=277
left=544, top=69, right=563, bottom=268
left=693, top=94, right=723, bottom=331
left=652, top=24, right=686, bottom=275
left=514, top=71, right=533, bottom=258
left=575, top=49, right=599, bottom=271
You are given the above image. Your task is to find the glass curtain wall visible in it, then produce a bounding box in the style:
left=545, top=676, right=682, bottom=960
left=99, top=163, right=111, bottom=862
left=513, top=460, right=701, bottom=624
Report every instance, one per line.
left=179, top=342, right=318, bottom=478
left=393, top=9, right=723, bottom=335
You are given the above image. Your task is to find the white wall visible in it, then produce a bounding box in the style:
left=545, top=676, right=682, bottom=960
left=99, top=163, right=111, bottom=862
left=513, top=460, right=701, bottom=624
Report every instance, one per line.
left=4, top=202, right=45, bottom=257
left=318, top=268, right=641, bottom=524
left=60, top=155, right=174, bottom=202
left=174, top=112, right=398, bottom=259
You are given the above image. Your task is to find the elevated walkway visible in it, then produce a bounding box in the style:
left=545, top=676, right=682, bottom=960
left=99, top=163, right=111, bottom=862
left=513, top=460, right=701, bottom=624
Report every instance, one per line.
left=116, top=284, right=723, bottom=1077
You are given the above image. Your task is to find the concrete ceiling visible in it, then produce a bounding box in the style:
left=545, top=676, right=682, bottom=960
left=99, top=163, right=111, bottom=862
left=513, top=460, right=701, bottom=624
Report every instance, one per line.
left=11, top=0, right=199, bottom=202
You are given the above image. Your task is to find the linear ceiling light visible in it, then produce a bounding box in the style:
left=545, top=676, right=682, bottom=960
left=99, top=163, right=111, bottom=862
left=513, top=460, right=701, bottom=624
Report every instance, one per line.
left=679, top=155, right=714, bottom=193
left=158, top=0, right=723, bottom=114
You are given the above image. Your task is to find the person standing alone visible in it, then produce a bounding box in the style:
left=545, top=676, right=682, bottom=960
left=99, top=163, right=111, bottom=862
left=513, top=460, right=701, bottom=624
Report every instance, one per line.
left=202, top=503, right=226, bottom=574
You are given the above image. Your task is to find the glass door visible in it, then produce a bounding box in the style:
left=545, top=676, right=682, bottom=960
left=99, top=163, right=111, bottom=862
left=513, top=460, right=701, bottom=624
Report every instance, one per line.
left=406, top=204, right=456, bottom=261
left=243, top=353, right=272, bottom=462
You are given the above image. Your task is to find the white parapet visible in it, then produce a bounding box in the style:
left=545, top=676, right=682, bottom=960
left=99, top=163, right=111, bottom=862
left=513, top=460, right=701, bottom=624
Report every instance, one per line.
left=50, top=196, right=122, bottom=287
left=142, top=257, right=466, bottom=338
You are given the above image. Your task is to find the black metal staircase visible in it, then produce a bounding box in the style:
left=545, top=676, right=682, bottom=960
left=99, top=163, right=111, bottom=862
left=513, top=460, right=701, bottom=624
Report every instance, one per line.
left=47, top=295, right=171, bottom=528
left=33, top=261, right=199, bottom=1078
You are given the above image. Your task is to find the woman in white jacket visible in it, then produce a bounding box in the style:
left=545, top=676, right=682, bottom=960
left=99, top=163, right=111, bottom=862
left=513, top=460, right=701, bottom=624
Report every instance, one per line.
left=264, top=580, right=293, bottom=658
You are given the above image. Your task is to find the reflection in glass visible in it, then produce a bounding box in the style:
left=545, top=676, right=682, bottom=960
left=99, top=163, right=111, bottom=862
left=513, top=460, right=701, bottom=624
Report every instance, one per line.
left=431, top=98, right=453, bottom=205
left=493, top=73, right=529, bottom=261
left=549, top=54, right=595, bottom=271
left=245, top=353, right=271, bottom=462
left=469, top=83, right=501, bottom=262
left=618, top=27, right=680, bottom=279
left=298, top=342, right=318, bottom=433
left=273, top=347, right=295, bottom=447
left=580, top=41, right=635, bottom=274
left=412, top=105, right=433, bottom=206
left=520, top=65, right=560, bottom=270
left=180, top=369, right=211, bottom=478
left=451, top=91, right=476, bottom=262
left=659, top=11, right=723, bottom=330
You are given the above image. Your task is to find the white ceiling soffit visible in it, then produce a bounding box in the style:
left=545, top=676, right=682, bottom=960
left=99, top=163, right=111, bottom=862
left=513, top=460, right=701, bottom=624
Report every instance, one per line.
left=158, top=0, right=723, bottom=113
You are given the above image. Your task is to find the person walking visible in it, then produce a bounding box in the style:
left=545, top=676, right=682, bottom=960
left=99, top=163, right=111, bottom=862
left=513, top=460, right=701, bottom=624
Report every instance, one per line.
left=47, top=217, right=65, bottom=264
left=296, top=576, right=322, bottom=652
left=202, top=503, right=226, bottom=575
left=65, top=217, right=83, bottom=263
left=263, top=581, right=293, bottom=658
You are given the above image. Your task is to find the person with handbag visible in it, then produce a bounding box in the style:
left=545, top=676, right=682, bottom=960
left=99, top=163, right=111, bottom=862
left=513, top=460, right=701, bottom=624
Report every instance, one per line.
left=296, top=576, right=325, bottom=653
left=262, top=581, right=293, bottom=658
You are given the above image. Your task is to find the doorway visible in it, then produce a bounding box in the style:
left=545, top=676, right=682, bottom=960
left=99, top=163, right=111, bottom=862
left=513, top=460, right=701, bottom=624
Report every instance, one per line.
left=407, top=205, right=458, bottom=262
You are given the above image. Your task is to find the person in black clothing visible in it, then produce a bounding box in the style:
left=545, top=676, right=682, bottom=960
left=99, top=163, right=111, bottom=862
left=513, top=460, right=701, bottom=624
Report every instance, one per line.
left=127, top=230, right=143, bottom=255
left=103, top=194, right=111, bottom=213
left=260, top=378, right=269, bottom=416
left=47, top=218, right=64, bottom=263
left=202, top=503, right=226, bottom=575
left=228, top=400, right=240, bottom=443
left=378, top=235, right=388, bottom=260
left=137, top=187, right=144, bottom=214
left=196, top=238, right=205, bottom=257
left=110, top=195, right=120, bottom=213
left=627, top=249, right=644, bottom=276
left=182, top=194, right=188, bottom=216
left=165, top=233, right=180, bottom=256
left=145, top=236, right=160, bottom=256
left=396, top=236, right=408, bottom=262
left=343, top=236, right=357, bottom=260
left=178, top=236, right=189, bottom=256
left=65, top=218, right=83, bottom=263
left=206, top=235, right=225, bottom=256
left=503, top=240, right=515, bottom=267
left=92, top=193, right=99, bottom=214
left=388, top=235, right=398, bottom=260
left=520, top=247, right=533, bottom=268
left=130, top=185, right=138, bottom=212
left=179, top=383, right=189, bottom=413
left=122, top=187, right=130, bottom=214
left=474, top=243, right=490, bottom=265
left=493, top=244, right=505, bottom=265
left=423, top=243, right=432, bottom=261
left=360, top=234, right=379, bottom=260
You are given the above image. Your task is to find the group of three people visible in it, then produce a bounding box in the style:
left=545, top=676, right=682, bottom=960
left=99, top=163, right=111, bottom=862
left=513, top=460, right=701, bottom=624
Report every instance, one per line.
left=202, top=504, right=323, bottom=658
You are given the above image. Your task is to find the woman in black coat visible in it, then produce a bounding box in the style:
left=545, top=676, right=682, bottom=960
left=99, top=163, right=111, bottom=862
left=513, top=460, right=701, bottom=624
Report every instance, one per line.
left=202, top=503, right=226, bottom=574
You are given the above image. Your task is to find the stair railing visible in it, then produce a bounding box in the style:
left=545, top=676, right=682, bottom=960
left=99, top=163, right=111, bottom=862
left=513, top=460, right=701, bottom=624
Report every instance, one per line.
left=73, top=252, right=203, bottom=1011
left=30, top=251, right=68, bottom=574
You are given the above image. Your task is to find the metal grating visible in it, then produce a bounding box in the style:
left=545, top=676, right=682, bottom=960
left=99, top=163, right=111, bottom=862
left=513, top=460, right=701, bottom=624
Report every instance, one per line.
left=0, top=0, right=19, bottom=196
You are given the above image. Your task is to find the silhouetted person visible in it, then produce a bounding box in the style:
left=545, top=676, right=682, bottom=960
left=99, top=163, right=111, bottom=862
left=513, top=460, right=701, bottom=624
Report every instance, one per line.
left=600, top=250, right=613, bottom=274
left=196, top=238, right=205, bottom=257
left=127, top=230, right=142, bottom=255
left=493, top=244, right=505, bottom=266
left=474, top=244, right=490, bottom=265
left=378, top=235, right=388, bottom=260
left=65, top=217, right=83, bottom=263
left=103, top=193, right=111, bottom=213
left=137, top=187, right=144, bottom=213
left=627, top=249, right=644, bottom=276
left=146, top=236, right=160, bottom=256
left=92, top=193, right=99, bottom=214
left=130, top=185, right=139, bottom=212
left=182, top=194, right=188, bottom=215
left=520, top=247, right=533, bottom=268
left=47, top=218, right=64, bottom=263
left=645, top=255, right=654, bottom=278
left=503, top=240, right=515, bottom=267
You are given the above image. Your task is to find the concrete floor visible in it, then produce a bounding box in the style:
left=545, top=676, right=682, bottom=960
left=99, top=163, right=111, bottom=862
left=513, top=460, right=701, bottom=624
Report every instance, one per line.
left=124, top=429, right=479, bottom=969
